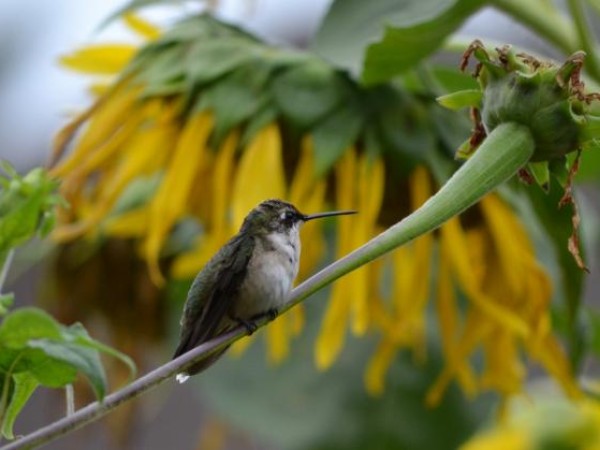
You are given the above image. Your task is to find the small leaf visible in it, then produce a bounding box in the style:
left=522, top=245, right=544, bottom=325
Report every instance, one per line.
left=437, top=89, right=482, bottom=110
left=528, top=161, right=550, bottom=191
left=0, top=294, right=14, bottom=316
left=0, top=161, right=19, bottom=179
left=1, top=372, right=38, bottom=440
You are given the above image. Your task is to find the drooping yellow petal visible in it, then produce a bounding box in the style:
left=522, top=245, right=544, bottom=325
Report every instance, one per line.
left=123, top=13, right=161, bottom=40
left=171, top=131, right=239, bottom=279
left=145, top=112, right=214, bottom=284
left=266, top=315, right=291, bottom=364
left=365, top=339, right=396, bottom=396
left=60, top=45, right=137, bottom=74
left=314, top=149, right=356, bottom=369
left=231, top=124, right=286, bottom=230
left=289, top=137, right=327, bottom=281
left=53, top=87, right=141, bottom=177
left=351, top=155, right=384, bottom=335
left=441, top=217, right=530, bottom=337
left=104, top=208, right=149, bottom=237
left=315, top=288, right=350, bottom=370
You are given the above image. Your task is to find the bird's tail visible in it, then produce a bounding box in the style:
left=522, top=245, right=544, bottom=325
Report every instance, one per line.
left=175, top=345, right=231, bottom=383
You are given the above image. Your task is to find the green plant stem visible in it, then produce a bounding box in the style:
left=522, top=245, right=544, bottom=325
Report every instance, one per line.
left=567, top=0, right=600, bottom=78
left=490, top=0, right=582, bottom=57
left=0, top=122, right=535, bottom=450
left=0, top=251, right=14, bottom=293
left=65, top=385, right=74, bottom=417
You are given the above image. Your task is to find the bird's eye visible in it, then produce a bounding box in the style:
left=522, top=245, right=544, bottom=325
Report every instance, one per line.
left=281, top=211, right=295, bottom=222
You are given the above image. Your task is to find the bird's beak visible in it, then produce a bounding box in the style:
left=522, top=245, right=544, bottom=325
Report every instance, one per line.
left=302, top=210, right=357, bottom=221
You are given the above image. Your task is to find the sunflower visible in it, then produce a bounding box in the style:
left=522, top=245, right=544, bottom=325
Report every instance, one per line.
left=51, top=13, right=579, bottom=406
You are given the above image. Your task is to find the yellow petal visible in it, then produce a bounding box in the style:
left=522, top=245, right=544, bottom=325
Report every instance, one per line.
left=103, top=208, right=149, bottom=237
left=315, top=286, right=350, bottom=370
left=441, top=218, right=530, bottom=337
left=266, top=315, right=290, bottom=364
left=172, top=131, right=238, bottom=278
left=351, top=155, right=384, bottom=335
left=231, top=124, right=286, bottom=230
left=145, top=112, right=214, bottom=284
left=53, top=87, right=141, bottom=177
left=365, top=339, right=396, bottom=396
left=60, top=45, right=137, bottom=74
left=122, top=13, right=161, bottom=40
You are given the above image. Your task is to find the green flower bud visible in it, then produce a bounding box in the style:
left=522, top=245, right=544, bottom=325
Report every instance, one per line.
left=443, top=40, right=600, bottom=163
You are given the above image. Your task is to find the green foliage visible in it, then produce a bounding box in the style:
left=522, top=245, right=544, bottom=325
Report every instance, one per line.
left=0, top=163, right=136, bottom=440
left=0, top=162, right=62, bottom=257
left=0, top=308, right=133, bottom=439
left=312, top=0, right=484, bottom=84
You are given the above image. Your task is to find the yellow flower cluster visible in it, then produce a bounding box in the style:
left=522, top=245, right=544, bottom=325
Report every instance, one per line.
left=462, top=397, right=600, bottom=449
left=52, top=14, right=579, bottom=405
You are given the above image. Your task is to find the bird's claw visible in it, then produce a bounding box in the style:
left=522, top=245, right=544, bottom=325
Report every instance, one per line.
left=236, top=318, right=258, bottom=335
left=265, top=308, right=279, bottom=321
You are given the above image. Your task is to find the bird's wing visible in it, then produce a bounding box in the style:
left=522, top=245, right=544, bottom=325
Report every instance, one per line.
left=172, top=233, right=254, bottom=359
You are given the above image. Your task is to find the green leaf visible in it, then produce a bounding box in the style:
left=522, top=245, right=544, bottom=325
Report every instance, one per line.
left=199, top=61, right=274, bottom=145
left=437, top=89, right=482, bottom=110
left=0, top=294, right=14, bottom=316
left=312, top=102, right=364, bottom=176
left=272, top=61, right=345, bottom=129
left=363, top=0, right=484, bottom=84
left=186, top=38, right=260, bottom=86
left=576, top=143, right=600, bottom=181
left=62, top=323, right=136, bottom=380
left=27, top=339, right=107, bottom=399
left=312, top=0, right=483, bottom=84
left=526, top=180, right=585, bottom=369
left=1, top=372, right=38, bottom=440
left=0, top=308, right=62, bottom=348
left=528, top=161, right=550, bottom=191
left=0, top=165, right=60, bottom=254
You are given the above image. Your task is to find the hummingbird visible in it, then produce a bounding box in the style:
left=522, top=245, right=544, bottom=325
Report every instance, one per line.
left=173, top=199, right=356, bottom=383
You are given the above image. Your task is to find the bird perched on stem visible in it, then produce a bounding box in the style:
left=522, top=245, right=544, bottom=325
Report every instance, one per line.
left=173, top=199, right=356, bottom=382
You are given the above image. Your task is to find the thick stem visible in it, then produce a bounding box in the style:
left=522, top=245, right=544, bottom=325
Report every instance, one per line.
left=289, top=122, right=535, bottom=307
left=0, top=122, right=535, bottom=450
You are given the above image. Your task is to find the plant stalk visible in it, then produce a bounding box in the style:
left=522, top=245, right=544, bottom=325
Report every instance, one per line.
left=0, top=122, right=535, bottom=450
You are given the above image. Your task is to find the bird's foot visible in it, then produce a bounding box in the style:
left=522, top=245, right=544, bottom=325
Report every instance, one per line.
left=236, top=318, right=258, bottom=335
left=265, top=308, right=279, bottom=321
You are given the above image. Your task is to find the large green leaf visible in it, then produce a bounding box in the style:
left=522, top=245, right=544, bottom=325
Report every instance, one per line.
left=0, top=308, right=62, bottom=347
left=27, top=339, right=107, bottom=399
left=311, top=0, right=484, bottom=85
